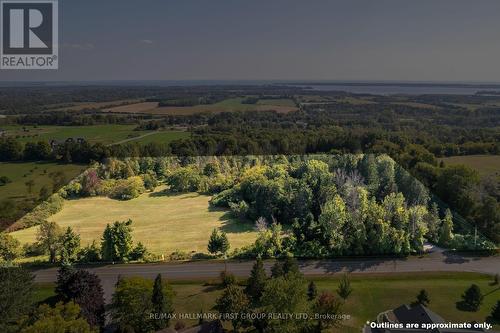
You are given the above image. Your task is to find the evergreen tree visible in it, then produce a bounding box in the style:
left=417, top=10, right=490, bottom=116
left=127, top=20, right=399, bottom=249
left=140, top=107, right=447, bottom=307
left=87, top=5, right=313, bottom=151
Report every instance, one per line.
left=461, top=284, right=483, bottom=311
left=101, top=220, right=134, bottom=261
left=214, top=285, right=250, bottom=332
left=207, top=229, right=230, bottom=257
left=59, top=227, right=81, bottom=264
left=151, top=274, right=169, bottom=330
left=219, top=231, right=230, bottom=256
left=101, top=224, right=116, bottom=261
left=337, top=273, right=353, bottom=300
left=426, top=203, right=441, bottom=243
left=416, top=289, right=430, bottom=306
left=282, top=256, right=300, bottom=276
left=439, top=209, right=454, bottom=246
left=307, top=281, right=318, bottom=301
left=207, top=228, right=221, bottom=255
left=271, top=260, right=285, bottom=278
left=113, top=219, right=134, bottom=260
left=245, top=258, right=267, bottom=304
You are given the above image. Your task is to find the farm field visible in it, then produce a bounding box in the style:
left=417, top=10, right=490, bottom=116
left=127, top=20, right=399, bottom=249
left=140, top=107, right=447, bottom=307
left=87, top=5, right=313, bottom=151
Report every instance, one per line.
left=10, top=189, right=258, bottom=255
left=103, top=98, right=298, bottom=115
left=120, top=129, right=190, bottom=145
left=2, top=124, right=188, bottom=145
left=0, top=162, right=86, bottom=202
left=440, top=155, right=500, bottom=177
left=46, top=99, right=145, bottom=112
left=33, top=272, right=499, bottom=331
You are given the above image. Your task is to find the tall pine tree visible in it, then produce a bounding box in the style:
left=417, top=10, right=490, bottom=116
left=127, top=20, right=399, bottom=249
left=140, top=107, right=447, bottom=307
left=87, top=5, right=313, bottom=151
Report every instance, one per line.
left=245, top=258, right=267, bottom=304
left=151, top=273, right=174, bottom=330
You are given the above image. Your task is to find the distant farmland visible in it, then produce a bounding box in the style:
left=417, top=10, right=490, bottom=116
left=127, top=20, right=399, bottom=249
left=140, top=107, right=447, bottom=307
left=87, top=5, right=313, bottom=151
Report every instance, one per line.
left=103, top=98, right=298, bottom=115
left=3, top=124, right=188, bottom=145
left=440, top=155, right=500, bottom=177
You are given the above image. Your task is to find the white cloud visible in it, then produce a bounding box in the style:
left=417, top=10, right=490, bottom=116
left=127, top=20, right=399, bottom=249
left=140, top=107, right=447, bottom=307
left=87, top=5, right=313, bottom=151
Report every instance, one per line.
left=140, top=39, right=154, bottom=44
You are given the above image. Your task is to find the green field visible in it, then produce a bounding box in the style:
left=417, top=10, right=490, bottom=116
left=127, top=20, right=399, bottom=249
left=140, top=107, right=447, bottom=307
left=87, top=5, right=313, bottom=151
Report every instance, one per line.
left=0, top=162, right=86, bottom=202
left=2, top=124, right=189, bottom=145
left=33, top=272, right=499, bottom=331
left=3, top=124, right=149, bottom=144
left=440, top=155, right=500, bottom=177
left=105, top=98, right=298, bottom=115
left=11, top=189, right=257, bottom=255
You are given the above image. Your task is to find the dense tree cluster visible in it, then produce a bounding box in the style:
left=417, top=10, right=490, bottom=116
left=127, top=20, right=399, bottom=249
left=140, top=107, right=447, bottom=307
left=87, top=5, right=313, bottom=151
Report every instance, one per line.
left=163, top=155, right=492, bottom=255
left=111, top=275, right=174, bottom=333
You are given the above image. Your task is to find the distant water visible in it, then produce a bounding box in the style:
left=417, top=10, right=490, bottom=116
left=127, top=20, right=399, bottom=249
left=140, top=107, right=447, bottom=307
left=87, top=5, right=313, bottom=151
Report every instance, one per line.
left=287, top=83, right=500, bottom=96
left=2, top=80, right=500, bottom=96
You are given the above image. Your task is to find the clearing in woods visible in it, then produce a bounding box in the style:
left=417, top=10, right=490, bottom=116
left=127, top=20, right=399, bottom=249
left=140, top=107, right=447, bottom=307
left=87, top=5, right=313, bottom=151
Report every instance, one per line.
left=10, top=189, right=258, bottom=255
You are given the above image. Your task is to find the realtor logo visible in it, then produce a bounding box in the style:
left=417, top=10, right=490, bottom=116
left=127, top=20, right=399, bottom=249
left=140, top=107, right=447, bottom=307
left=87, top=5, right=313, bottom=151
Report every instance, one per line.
left=1, top=0, right=58, bottom=69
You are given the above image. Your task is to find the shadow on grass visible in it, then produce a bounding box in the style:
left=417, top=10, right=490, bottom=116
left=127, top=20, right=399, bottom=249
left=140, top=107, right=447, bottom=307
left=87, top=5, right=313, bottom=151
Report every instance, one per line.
left=217, top=211, right=255, bottom=235
left=148, top=189, right=201, bottom=199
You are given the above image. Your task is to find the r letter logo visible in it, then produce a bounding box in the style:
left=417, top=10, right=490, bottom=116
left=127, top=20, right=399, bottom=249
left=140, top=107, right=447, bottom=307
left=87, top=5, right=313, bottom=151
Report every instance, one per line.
left=1, top=0, right=58, bottom=69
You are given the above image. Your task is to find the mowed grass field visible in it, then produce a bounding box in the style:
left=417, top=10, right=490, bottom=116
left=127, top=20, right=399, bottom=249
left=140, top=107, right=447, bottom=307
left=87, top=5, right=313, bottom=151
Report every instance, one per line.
left=33, top=272, right=499, bottom=331
left=11, top=189, right=257, bottom=255
left=440, top=155, right=500, bottom=177
left=103, top=98, right=298, bottom=115
left=3, top=124, right=188, bottom=145
left=0, top=162, right=86, bottom=202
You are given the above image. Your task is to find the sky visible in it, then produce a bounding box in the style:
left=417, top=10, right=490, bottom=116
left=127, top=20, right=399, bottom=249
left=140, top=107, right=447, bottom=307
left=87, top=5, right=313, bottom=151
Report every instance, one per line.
left=1, top=0, right=500, bottom=82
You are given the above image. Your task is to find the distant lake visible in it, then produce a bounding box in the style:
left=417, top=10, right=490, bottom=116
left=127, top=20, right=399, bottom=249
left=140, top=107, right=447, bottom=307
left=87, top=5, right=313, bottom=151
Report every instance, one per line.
left=287, top=83, right=500, bottom=96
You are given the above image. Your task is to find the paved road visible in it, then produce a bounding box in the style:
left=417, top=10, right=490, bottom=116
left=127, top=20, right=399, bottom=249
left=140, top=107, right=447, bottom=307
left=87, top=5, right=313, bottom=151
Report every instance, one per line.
left=33, top=251, right=499, bottom=302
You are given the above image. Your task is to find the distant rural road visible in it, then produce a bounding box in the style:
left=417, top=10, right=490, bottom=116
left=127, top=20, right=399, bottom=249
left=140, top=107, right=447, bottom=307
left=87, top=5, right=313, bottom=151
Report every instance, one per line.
left=32, top=251, right=499, bottom=302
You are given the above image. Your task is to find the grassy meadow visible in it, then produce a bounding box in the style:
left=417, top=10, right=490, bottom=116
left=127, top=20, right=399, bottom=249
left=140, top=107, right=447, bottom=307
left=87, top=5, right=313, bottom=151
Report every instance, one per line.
left=33, top=272, right=499, bottom=331
left=440, top=155, right=500, bottom=177
left=10, top=189, right=257, bottom=255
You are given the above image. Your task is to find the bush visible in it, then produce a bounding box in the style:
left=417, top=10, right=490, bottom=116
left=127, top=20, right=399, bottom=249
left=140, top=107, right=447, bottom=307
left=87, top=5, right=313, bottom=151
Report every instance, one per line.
left=0, top=175, right=12, bottom=186
left=0, top=232, right=21, bottom=261
left=129, top=242, right=148, bottom=261
left=168, top=250, right=191, bottom=261
left=141, top=173, right=158, bottom=191
left=59, top=181, right=82, bottom=198
left=109, top=176, right=145, bottom=200
left=166, top=166, right=201, bottom=192
left=210, top=188, right=240, bottom=208
left=77, top=241, right=101, bottom=263
left=203, top=174, right=234, bottom=194
left=23, top=242, right=45, bottom=257
left=229, top=201, right=249, bottom=219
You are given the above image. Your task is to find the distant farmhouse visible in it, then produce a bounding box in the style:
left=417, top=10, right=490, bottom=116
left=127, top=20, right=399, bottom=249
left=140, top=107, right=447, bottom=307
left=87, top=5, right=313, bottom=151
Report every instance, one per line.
left=364, top=304, right=496, bottom=333
left=50, top=137, right=86, bottom=149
